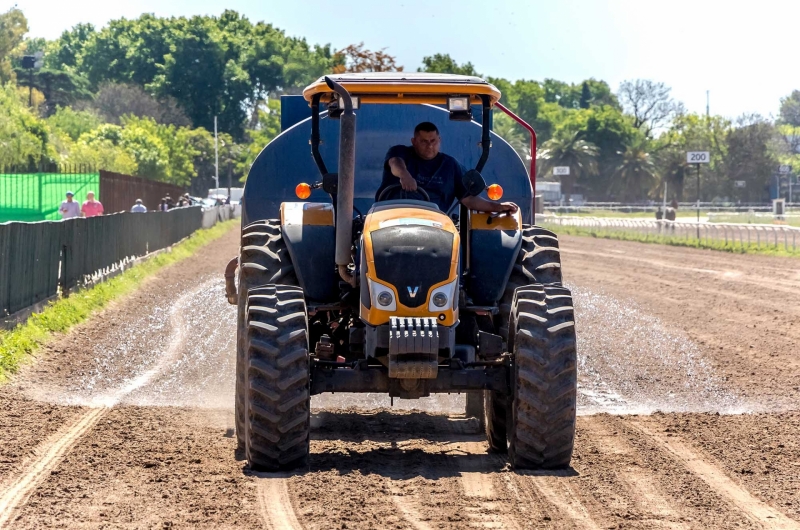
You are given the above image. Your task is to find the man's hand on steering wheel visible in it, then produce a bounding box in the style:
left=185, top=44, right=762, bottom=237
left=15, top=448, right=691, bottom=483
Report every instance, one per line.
left=399, top=173, right=418, bottom=191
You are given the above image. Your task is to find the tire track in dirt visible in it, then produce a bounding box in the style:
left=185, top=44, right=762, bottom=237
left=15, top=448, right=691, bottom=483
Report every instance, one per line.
left=520, top=472, right=601, bottom=530
left=0, top=407, right=105, bottom=529
left=0, top=283, right=197, bottom=528
left=255, top=473, right=303, bottom=530
left=632, top=420, right=800, bottom=529
left=387, top=477, right=435, bottom=530
left=581, top=419, right=690, bottom=529
left=453, top=441, right=518, bottom=530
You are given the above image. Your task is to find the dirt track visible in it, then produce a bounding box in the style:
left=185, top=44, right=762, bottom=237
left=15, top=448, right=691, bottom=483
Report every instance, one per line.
left=1, top=228, right=799, bottom=529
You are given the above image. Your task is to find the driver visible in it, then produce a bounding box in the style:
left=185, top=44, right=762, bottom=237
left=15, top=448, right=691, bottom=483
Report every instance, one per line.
left=375, top=122, right=518, bottom=214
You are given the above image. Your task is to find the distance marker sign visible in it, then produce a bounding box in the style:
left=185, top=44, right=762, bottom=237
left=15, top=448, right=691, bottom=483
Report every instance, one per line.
left=687, top=151, right=710, bottom=164
left=553, top=166, right=570, bottom=176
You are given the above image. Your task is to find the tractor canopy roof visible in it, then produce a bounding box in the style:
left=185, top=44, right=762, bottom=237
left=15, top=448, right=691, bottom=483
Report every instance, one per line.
left=302, top=72, right=501, bottom=106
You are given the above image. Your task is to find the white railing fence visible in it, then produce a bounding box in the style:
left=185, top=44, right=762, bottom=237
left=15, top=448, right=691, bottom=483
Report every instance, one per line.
left=539, top=215, right=800, bottom=251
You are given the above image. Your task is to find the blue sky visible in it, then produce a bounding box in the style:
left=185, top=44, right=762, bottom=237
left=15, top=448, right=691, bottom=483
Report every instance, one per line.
left=16, top=0, right=798, bottom=119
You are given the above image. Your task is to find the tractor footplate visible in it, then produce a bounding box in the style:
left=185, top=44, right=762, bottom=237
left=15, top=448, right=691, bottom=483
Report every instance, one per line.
left=388, top=317, right=439, bottom=379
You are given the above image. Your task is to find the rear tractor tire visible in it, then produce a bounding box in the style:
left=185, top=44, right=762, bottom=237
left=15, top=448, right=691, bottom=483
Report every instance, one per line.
left=244, top=284, right=310, bottom=471
left=235, top=220, right=298, bottom=449
left=507, top=284, right=577, bottom=469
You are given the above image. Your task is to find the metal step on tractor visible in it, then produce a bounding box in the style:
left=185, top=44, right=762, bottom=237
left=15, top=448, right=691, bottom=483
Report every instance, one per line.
left=224, top=73, right=577, bottom=471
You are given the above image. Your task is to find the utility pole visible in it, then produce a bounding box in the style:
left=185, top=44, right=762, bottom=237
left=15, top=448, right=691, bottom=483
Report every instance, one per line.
left=706, top=90, right=710, bottom=118
left=214, top=116, right=219, bottom=191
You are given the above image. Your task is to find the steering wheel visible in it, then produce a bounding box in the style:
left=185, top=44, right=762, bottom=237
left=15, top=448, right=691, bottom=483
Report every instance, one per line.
left=377, top=183, right=431, bottom=203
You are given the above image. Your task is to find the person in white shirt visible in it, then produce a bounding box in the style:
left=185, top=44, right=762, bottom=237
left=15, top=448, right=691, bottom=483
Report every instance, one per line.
left=131, top=199, right=147, bottom=213
left=59, top=191, right=81, bottom=220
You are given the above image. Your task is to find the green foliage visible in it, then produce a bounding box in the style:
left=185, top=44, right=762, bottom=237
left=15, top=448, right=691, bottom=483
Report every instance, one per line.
left=612, top=138, right=657, bottom=201
left=0, top=8, right=28, bottom=83
left=47, top=11, right=338, bottom=140
left=0, top=83, right=54, bottom=167
left=418, top=53, right=479, bottom=76
left=0, top=219, right=238, bottom=380
left=238, top=99, right=281, bottom=179
left=13, top=68, right=93, bottom=114
left=779, top=90, right=800, bottom=127
left=47, top=106, right=100, bottom=140
left=538, top=131, right=599, bottom=200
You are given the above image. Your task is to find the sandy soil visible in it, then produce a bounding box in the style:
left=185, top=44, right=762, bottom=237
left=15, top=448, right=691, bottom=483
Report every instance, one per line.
left=0, top=228, right=799, bottom=529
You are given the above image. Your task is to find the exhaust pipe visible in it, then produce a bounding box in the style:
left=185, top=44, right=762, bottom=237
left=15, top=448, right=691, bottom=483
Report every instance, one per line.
left=325, top=76, right=357, bottom=286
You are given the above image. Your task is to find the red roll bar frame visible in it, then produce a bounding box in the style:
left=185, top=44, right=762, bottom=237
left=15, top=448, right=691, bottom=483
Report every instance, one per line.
left=494, top=102, right=537, bottom=222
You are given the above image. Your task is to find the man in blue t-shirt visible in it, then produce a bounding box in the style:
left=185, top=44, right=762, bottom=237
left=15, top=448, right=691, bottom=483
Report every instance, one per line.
left=375, top=122, right=518, bottom=214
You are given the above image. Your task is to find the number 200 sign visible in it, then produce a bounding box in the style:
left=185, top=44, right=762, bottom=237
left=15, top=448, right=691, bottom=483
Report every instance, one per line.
left=687, top=151, right=710, bottom=164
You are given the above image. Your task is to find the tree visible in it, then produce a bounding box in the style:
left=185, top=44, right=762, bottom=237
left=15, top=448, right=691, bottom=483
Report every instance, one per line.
left=654, top=113, right=730, bottom=201
left=91, top=83, right=191, bottom=126
left=13, top=68, right=93, bottom=115
left=724, top=115, right=776, bottom=202
left=47, top=11, right=339, bottom=138
left=418, top=53, right=479, bottom=76
left=579, top=82, right=591, bottom=109
left=778, top=90, right=800, bottom=127
left=0, top=8, right=28, bottom=83
left=47, top=106, right=101, bottom=141
left=537, top=131, right=599, bottom=201
left=618, top=79, right=684, bottom=138
left=612, top=139, right=657, bottom=201
left=333, top=43, right=402, bottom=73
left=0, top=83, right=54, bottom=167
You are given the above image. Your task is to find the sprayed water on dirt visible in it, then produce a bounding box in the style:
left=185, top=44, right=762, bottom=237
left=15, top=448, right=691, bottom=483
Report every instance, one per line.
left=22, top=276, right=236, bottom=410
left=20, top=274, right=749, bottom=418
left=571, top=284, right=746, bottom=415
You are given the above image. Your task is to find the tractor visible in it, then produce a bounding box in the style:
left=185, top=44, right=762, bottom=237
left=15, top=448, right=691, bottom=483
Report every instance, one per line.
left=224, top=73, right=577, bottom=471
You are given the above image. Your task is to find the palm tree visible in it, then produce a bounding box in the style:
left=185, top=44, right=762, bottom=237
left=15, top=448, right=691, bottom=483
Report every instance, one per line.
left=537, top=131, right=599, bottom=202
left=613, top=140, right=657, bottom=202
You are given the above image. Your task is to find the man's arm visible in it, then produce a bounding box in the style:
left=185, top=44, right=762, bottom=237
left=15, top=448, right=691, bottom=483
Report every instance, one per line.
left=387, top=157, right=418, bottom=191
left=460, top=194, right=518, bottom=214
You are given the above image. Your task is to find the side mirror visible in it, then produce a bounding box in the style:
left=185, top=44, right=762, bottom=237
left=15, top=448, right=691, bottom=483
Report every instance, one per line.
left=462, top=169, right=486, bottom=197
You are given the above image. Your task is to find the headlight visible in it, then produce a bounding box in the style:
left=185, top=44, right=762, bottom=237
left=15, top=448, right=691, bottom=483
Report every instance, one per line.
left=428, top=279, right=458, bottom=312
left=432, top=292, right=448, bottom=307
left=378, top=291, right=394, bottom=307
left=368, top=278, right=397, bottom=312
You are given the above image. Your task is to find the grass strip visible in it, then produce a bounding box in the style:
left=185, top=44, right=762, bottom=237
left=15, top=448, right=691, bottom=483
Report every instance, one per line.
left=542, top=223, right=800, bottom=258
left=0, top=219, right=239, bottom=381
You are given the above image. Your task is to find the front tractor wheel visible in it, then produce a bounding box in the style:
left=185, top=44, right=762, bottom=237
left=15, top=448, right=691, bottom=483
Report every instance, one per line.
left=244, top=284, right=310, bottom=471
left=507, top=284, right=577, bottom=469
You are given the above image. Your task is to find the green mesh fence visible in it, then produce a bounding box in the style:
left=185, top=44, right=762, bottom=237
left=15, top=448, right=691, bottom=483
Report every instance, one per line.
left=0, top=173, right=100, bottom=223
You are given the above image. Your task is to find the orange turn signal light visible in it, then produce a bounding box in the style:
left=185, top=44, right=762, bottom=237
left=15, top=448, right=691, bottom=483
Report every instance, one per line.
left=295, top=183, right=312, bottom=199
left=487, top=184, right=503, bottom=200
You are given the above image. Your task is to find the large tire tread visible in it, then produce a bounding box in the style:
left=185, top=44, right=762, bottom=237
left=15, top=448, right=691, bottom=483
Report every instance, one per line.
left=508, top=284, right=577, bottom=470
left=498, top=225, right=563, bottom=342
left=245, top=284, right=310, bottom=471
left=235, top=219, right=298, bottom=449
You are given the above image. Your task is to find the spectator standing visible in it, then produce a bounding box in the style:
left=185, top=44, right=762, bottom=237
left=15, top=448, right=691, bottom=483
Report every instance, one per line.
left=159, top=198, right=168, bottom=212
left=131, top=199, right=147, bottom=213
left=224, top=195, right=231, bottom=205
left=81, top=191, right=104, bottom=218
left=165, top=195, right=175, bottom=209
left=59, top=191, right=80, bottom=220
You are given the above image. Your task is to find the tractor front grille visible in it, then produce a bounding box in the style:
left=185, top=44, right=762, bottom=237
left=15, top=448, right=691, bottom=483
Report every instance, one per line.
left=370, top=226, right=453, bottom=308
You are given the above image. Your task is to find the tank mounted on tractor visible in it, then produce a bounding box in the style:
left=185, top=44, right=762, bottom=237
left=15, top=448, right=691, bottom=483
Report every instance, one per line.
left=224, top=73, right=577, bottom=471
